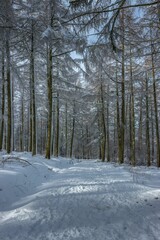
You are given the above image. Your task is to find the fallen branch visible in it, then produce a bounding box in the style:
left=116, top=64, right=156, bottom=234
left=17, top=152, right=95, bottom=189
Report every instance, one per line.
left=1, top=156, right=33, bottom=167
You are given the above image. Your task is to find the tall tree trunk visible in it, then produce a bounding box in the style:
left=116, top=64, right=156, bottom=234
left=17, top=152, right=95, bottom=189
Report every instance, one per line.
left=4, top=123, right=7, bottom=150
left=98, top=113, right=102, bottom=160
left=54, top=92, right=59, bottom=157
left=145, top=75, right=151, bottom=167
left=65, top=102, right=68, bottom=157
left=100, top=80, right=106, bottom=162
left=20, top=97, right=24, bottom=151
left=29, top=91, right=32, bottom=152
left=129, top=95, right=132, bottom=164
left=130, top=48, right=135, bottom=166
left=120, top=10, right=125, bottom=164
left=6, top=37, right=12, bottom=154
left=30, top=20, right=36, bottom=156
left=116, top=62, right=121, bottom=163
left=0, top=47, right=5, bottom=150
left=151, top=104, right=154, bottom=163
left=81, top=124, right=85, bottom=159
left=125, top=95, right=129, bottom=159
left=45, top=43, right=53, bottom=159
left=70, top=101, right=75, bottom=158
left=113, top=110, right=116, bottom=161
left=45, top=1, right=54, bottom=159
left=26, top=101, right=30, bottom=151
left=106, top=84, right=110, bottom=162
left=12, top=71, right=14, bottom=151
left=138, top=91, right=143, bottom=154
left=40, top=118, right=43, bottom=154
left=151, top=42, right=160, bottom=167
left=86, top=125, right=90, bottom=159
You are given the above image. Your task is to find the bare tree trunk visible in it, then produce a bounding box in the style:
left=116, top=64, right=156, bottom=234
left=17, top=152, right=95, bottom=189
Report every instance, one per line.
left=6, top=37, right=12, bottom=154
left=113, top=110, right=116, bottom=161
left=100, top=80, right=106, bottom=162
left=30, top=20, right=36, bottom=156
left=26, top=106, right=29, bottom=151
left=129, top=95, right=132, bottom=164
left=151, top=104, right=154, bottom=163
left=120, top=10, right=125, bottom=164
left=86, top=125, right=90, bottom=159
left=29, top=91, right=32, bottom=152
left=54, top=92, right=59, bottom=157
left=45, top=1, right=54, bottom=159
left=130, top=48, right=135, bottom=166
left=125, top=95, right=129, bottom=159
left=98, top=116, right=102, bottom=160
left=40, top=118, right=43, bottom=154
left=70, top=101, right=75, bottom=158
left=106, top=84, right=110, bottom=162
left=151, top=42, right=160, bottom=167
left=145, top=74, right=151, bottom=167
left=12, top=71, right=14, bottom=151
left=0, top=47, right=5, bottom=150
left=4, top=123, right=7, bottom=150
left=45, top=44, right=53, bottom=159
left=116, top=62, right=121, bottom=163
left=138, top=90, right=143, bottom=154
left=81, top=124, right=85, bottom=159
left=20, top=97, right=24, bottom=151
left=65, top=102, right=68, bottom=157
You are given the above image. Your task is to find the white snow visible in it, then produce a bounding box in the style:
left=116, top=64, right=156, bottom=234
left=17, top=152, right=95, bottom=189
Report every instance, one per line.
left=0, top=152, right=160, bottom=240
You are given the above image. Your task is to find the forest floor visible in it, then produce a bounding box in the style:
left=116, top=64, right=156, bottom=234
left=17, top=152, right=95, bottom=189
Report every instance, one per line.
left=0, top=152, right=160, bottom=240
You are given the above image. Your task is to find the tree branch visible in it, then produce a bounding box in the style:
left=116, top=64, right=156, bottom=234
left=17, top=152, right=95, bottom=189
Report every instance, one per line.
left=65, top=1, right=159, bottom=23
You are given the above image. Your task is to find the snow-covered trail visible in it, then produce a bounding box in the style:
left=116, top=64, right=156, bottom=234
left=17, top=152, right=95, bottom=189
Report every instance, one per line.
left=0, top=153, right=160, bottom=240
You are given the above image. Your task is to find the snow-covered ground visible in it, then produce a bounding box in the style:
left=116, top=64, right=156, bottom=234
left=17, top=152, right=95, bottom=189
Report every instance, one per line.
left=0, top=152, right=160, bottom=240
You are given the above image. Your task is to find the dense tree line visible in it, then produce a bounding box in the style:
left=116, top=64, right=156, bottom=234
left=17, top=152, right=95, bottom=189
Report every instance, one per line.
left=0, top=0, right=159, bottom=167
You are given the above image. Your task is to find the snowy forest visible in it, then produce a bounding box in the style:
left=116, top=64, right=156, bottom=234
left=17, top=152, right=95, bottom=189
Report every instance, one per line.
left=1, top=1, right=160, bottom=240
left=0, top=0, right=160, bottom=166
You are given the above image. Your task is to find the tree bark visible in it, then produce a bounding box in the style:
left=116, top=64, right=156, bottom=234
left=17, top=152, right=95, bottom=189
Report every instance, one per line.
left=138, top=91, right=143, bottom=154
left=30, top=20, right=36, bottom=156
left=145, top=74, right=151, bottom=167
left=45, top=1, right=54, bottom=159
left=130, top=48, right=135, bottom=166
left=45, top=44, right=53, bottom=159
left=20, top=97, right=24, bottom=151
left=70, top=101, right=75, bottom=158
left=0, top=48, right=5, bottom=150
left=6, top=37, right=12, bottom=154
left=116, top=62, right=121, bottom=163
left=119, top=9, right=125, bottom=164
left=100, top=80, right=106, bottom=162
left=54, top=92, right=59, bottom=157
left=150, top=27, right=160, bottom=167
left=151, top=104, right=154, bottom=163
left=65, top=102, right=68, bottom=157
left=106, top=84, right=110, bottom=162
